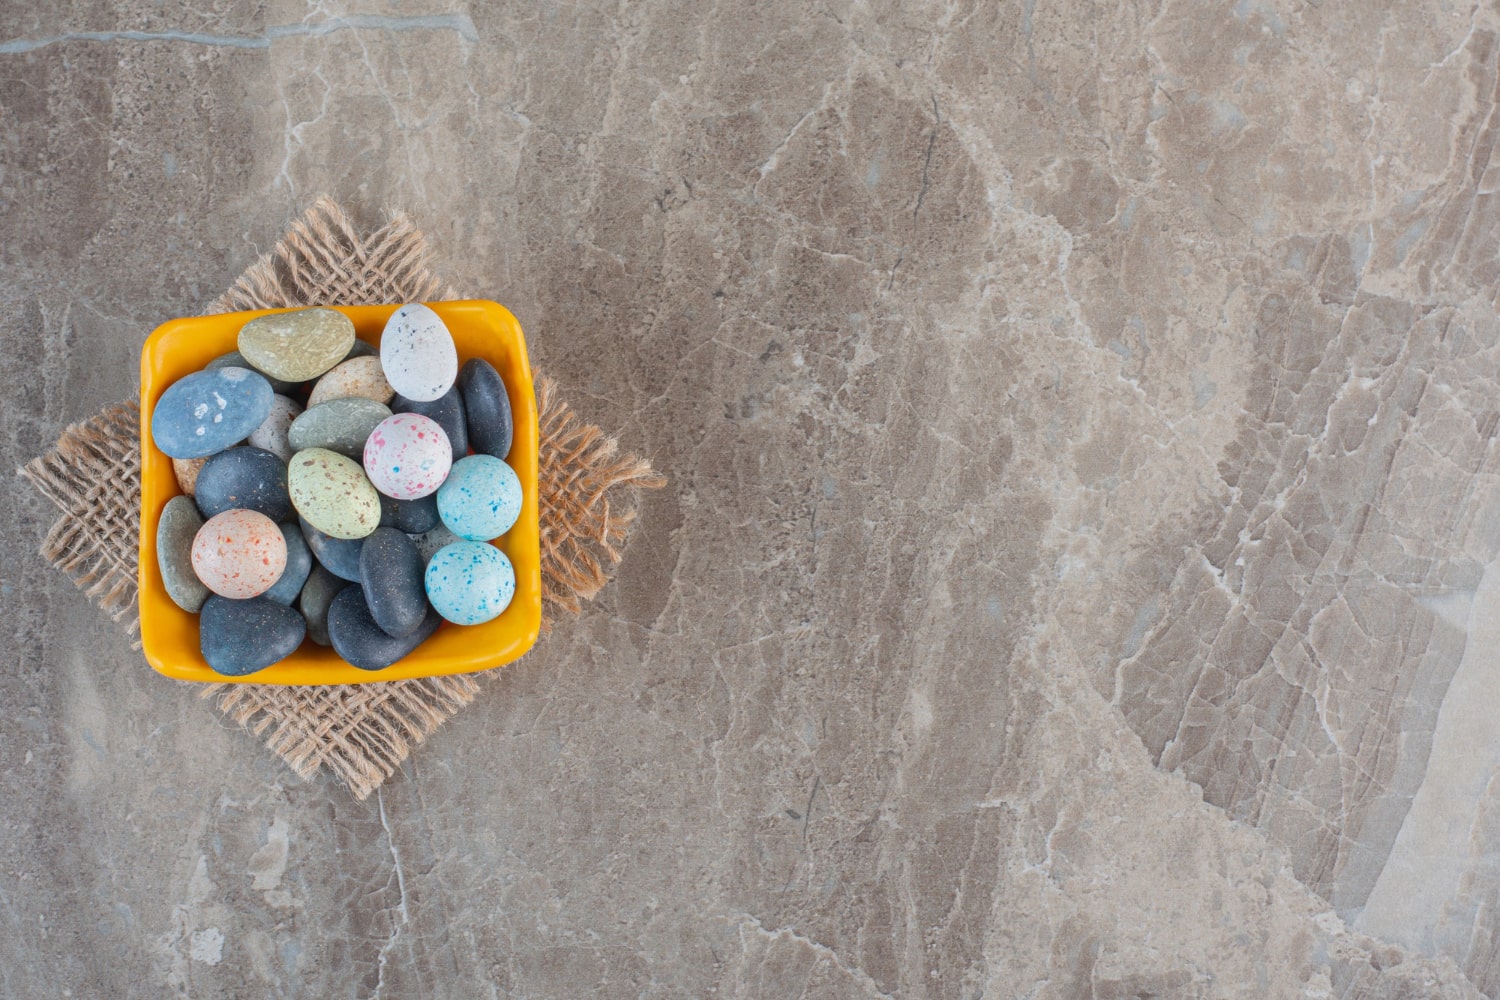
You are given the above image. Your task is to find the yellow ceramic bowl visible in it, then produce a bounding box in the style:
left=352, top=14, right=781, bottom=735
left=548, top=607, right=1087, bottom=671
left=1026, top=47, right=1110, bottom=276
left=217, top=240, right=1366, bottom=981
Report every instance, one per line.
left=138, top=301, right=541, bottom=685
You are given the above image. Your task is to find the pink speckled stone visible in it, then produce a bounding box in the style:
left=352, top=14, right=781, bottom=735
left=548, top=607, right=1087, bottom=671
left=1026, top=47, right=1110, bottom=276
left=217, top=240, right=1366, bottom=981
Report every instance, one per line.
left=190, top=509, right=288, bottom=599
left=362, top=413, right=452, bottom=501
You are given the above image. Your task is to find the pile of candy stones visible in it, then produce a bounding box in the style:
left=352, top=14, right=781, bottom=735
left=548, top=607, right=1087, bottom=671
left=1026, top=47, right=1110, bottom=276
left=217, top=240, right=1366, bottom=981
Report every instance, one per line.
left=151, top=305, right=522, bottom=676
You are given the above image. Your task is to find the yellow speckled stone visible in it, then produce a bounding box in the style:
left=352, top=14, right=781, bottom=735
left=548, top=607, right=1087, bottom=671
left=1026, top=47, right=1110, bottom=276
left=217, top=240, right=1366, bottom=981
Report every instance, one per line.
left=287, top=447, right=381, bottom=540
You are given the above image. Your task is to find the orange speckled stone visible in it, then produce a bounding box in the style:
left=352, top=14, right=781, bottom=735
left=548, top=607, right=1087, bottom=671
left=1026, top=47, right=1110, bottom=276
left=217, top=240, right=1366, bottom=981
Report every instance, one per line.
left=190, top=509, right=288, bottom=599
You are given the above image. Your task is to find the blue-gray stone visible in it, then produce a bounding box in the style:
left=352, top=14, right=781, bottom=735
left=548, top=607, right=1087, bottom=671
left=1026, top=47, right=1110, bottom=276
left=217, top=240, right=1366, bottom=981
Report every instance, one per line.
left=378, top=492, right=441, bottom=534
left=300, top=517, right=365, bottom=582
left=392, top=386, right=468, bottom=461
left=298, top=563, right=342, bottom=646
left=359, top=528, right=428, bottom=638
left=327, top=585, right=442, bottom=671
left=199, top=596, right=306, bottom=675
left=457, top=358, right=512, bottom=459
left=263, top=521, right=313, bottom=605
left=151, top=367, right=274, bottom=460
left=206, top=350, right=299, bottom=395
left=157, top=495, right=209, bottom=612
left=194, top=446, right=292, bottom=521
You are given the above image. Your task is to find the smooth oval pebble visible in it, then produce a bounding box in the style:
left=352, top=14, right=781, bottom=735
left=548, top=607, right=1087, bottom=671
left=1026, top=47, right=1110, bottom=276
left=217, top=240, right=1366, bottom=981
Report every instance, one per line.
left=263, top=521, right=313, bottom=606
left=200, top=596, right=306, bottom=676
left=380, top=492, right=441, bottom=534
left=298, top=563, right=342, bottom=646
left=194, top=446, right=293, bottom=521
left=436, top=455, right=523, bottom=541
left=425, top=541, right=516, bottom=626
left=173, top=456, right=208, bottom=496
left=287, top=397, right=392, bottom=459
left=157, top=496, right=209, bottom=612
left=380, top=303, right=457, bottom=402
left=288, top=448, right=382, bottom=539
left=239, top=307, right=356, bottom=382
left=307, top=355, right=395, bottom=408
left=207, top=350, right=299, bottom=395
left=363, top=413, right=452, bottom=500
left=247, top=394, right=303, bottom=461
left=300, top=517, right=365, bottom=582
left=151, top=367, right=274, bottom=459
left=458, top=357, right=513, bottom=459
left=191, top=509, right=287, bottom=599
left=409, top=523, right=463, bottom=565
left=392, top=386, right=468, bottom=462
left=359, top=528, right=429, bottom=638
left=327, top=585, right=442, bottom=671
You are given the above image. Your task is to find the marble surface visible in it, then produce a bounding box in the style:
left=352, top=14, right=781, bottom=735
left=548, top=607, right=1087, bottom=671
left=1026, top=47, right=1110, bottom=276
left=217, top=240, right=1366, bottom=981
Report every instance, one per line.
left=4, top=0, right=1500, bottom=995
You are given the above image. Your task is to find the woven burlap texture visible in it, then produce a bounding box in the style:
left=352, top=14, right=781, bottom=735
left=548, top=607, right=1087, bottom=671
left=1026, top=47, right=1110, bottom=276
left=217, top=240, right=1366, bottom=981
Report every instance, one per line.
left=18, top=197, right=663, bottom=800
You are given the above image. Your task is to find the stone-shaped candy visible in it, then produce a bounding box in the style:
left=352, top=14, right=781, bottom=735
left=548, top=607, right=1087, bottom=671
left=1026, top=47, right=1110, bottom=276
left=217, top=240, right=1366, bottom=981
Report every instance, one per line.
left=172, top=456, right=208, bottom=497
left=307, top=355, right=394, bottom=407
left=151, top=367, right=273, bottom=459
left=299, top=563, right=342, bottom=646
left=359, top=528, right=429, bottom=638
left=206, top=350, right=299, bottom=395
left=287, top=397, right=392, bottom=459
left=200, top=596, right=306, bottom=676
left=327, top=585, right=442, bottom=671
left=379, top=303, right=457, bottom=402
left=424, top=541, right=515, bottom=626
left=379, top=492, right=441, bottom=534
left=363, top=413, right=452, bottom=501
left=436, top=454, right=523, bottom=541
left=300, top=517, right=365, bottom=582
left=191, top=509, right=287, bottom=599
left=194, top=446, right=293, bottom=522
left=157, top=495, right=209, bottom=612
left=263, top=521, right=313, bottom=606
left=392, top=386, right=468, bottom=462
left=288, top=448, right=381, bottom=540
left=238, top=307, right=355, bottom=382
left=247, top=394, right=303, bottom=461
left=457, top=357, right=513, bottom=459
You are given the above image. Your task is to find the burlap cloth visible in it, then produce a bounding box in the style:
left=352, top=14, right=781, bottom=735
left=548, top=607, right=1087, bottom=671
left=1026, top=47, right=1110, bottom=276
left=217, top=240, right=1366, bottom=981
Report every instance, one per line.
left=17, top=197, right=663, bottom=799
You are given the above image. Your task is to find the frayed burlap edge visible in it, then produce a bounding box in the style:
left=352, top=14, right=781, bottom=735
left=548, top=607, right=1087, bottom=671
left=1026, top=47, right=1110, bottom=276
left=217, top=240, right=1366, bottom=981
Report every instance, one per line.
left=17, top=197, right=664, bottom=799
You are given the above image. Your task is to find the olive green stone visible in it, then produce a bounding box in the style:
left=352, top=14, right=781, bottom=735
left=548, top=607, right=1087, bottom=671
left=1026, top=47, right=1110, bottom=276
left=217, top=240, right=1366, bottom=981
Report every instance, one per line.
left=238, top=307, right=356, bottom=382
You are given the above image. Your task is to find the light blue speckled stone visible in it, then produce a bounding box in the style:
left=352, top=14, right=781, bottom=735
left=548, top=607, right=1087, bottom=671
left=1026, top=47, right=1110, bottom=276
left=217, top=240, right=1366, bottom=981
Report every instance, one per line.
left=424, top=541, right=515, bottom=625
left=435, top=455, right=522, bottom=541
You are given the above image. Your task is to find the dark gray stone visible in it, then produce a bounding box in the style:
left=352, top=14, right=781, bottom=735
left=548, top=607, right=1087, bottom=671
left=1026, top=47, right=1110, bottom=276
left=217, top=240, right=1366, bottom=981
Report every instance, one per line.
left=379, top=492, right=441, bottom=534
left=359, top=527, right=429, bottom=637
left=392, top=386, right=468, bottom=461
left=327, top=585, right=442, bottom=671
left=457, top=357, right=513, bottom=459
left=300, top=517, right=364, bottom=581
left=199, top=596, right=307, bottom=676
left=194, top=446, right=293, bottom=521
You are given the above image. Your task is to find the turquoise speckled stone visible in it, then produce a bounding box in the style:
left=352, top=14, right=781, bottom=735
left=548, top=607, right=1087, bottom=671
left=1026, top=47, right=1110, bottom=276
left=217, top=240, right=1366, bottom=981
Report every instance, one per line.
left=424, top=541, right=515, bottom=625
